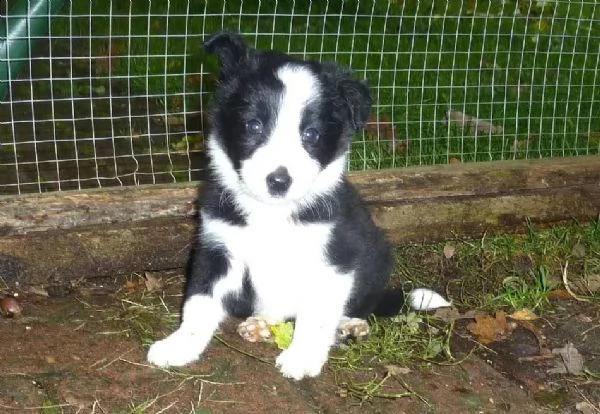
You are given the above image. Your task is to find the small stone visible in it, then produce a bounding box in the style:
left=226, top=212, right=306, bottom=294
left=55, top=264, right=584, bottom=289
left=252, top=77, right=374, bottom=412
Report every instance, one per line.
left=0, top=296, right=22, bottom=318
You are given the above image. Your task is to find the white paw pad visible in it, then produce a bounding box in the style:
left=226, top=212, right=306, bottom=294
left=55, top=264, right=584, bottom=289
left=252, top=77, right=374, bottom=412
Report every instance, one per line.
left=147, top=331, right=201, bottom=367
left=237, top=316, right=274, bottom=343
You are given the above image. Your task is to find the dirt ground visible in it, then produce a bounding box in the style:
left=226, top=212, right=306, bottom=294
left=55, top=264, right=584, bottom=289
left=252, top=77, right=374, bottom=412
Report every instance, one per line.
left=0, top=272, right=598, bottom=414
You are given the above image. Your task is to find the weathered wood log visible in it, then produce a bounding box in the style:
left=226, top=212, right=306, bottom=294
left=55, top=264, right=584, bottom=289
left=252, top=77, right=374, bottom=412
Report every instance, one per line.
left=0, top=218, right=193, bottom=286
left=0, top=184, right=198, bottom=235
left=0, top=156, right=598, bottom=285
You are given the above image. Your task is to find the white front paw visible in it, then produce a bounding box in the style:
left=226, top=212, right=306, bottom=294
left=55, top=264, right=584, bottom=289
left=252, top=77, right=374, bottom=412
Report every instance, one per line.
left=275, top=346, right=327, bottom=380
left=147, top=331, right=202, bottom=367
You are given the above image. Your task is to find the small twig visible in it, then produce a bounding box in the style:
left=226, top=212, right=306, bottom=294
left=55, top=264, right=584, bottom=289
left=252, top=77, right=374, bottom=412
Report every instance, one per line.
left=562, top=261, right=590, bottom=302
left=581, top=324, right=600, bottom=336
left=423, top=343, right=477, bottom=367
left=96, top=347, right=136, bottom=370
left=0, top=403, right=75, bottom=410
left=119, top=358, right=244, bottom=386
left=206, top=399, right=243, bottom=404
left=157, top=295, right=171, bottom=313
left=154, top=402, right=177, bottom=414
left=89, top=357, right=107, bottom=369
left=73, top=321, right=86, bottom=331
left=583, top=368, right=600, bottom=380
left=213, top=335, right=274, bottom=365
left=197, top=381, right=204, bottom=404
left=91, top=399, right=107, bottom=414
left=0, top=275, right=10, bottom=290
left=518, top=354, right=556, bottom=363
left=574, top=386, right=600, bottom=413
left=392, top=374, right=431, bottom=407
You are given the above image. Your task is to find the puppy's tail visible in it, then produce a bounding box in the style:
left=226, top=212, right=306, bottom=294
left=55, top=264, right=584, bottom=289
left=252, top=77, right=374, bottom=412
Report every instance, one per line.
left=373, top=288, right=452, bottom=317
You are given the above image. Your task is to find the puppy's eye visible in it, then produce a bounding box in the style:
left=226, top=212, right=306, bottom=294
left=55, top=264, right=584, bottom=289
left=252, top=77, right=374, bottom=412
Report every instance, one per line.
left=302, top=127, right=320, bottom=145
left=245, top=119, right=263, bottom=135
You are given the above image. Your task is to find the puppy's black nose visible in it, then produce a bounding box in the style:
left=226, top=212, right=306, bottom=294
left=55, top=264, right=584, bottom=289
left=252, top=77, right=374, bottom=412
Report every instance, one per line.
left=266, top=166, right=292, bottom=196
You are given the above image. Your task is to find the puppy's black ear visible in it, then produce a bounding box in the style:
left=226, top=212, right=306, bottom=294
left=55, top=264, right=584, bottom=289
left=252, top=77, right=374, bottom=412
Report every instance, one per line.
left=338, top=78, right=372, bottom=131
left=204, top=31, right=250, bottom=78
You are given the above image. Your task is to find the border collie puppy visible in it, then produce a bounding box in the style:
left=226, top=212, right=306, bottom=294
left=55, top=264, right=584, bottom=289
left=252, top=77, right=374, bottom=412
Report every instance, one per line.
left=147, top=32, right=436, bottom=380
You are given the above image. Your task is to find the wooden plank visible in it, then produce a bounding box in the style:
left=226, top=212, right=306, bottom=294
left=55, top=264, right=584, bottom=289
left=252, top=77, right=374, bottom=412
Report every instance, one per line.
left=351, top=155, right=600, bottom=201
left=0, top=156, right=598, bottom=285
left=1, top=156, right=598, bottom=235
left=0, top=218, right=194, bottom=286
left=0, top=184, right=198, bottom=235
left=371, top=186, right=600, bottom=243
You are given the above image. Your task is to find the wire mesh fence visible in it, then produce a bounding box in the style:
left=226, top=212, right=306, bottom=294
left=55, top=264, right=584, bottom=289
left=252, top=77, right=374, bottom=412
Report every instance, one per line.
left=0, top=0, right=598, bottom=195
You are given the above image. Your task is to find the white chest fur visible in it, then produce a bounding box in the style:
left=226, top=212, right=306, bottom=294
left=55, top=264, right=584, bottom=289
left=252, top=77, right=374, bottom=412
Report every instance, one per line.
left=202, top=208, right=347, bottom=320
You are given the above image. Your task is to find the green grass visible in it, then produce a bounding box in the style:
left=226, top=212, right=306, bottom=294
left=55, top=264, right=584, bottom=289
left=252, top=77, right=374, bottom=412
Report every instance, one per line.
left=494, top=264, right=553, bottom=310
left=329, top=218, right=600, bottom=401
left=330, top=313, right=453, bottom=402
left=44, top=0, right=599, bottom=170
left=395, top=219, right=600, bottom=310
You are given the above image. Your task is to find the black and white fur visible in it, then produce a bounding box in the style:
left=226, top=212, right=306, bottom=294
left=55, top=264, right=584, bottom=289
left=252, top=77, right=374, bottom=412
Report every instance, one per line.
left=147, top=32, right=439, bottom=380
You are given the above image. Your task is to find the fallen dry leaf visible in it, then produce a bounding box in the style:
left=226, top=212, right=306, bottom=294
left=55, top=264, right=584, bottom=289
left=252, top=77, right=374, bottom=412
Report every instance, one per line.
left=467, top=311, right=515, bottom=345
left=547, top=289, right=572, bottom=300
left=433, top=307, right=461, bottom=323
left=94, top=41, right=124, bottom=75
left=365, top=114, right=397, bottom=142
left=444, top=109, right=504, bottom=135
left=508, top=308, right=539, bottom=321
left=585, top=131, right=600, bottom=143
left=462, top=309, right=488, bottom=319
left=548, top=342, right=584, bottom=375
left=443, top=243, right=456, bottom=259
left=124, top=280, right=139, bottom=291
left=585, top=274, right=600, bottom=293
left=511, top=138, right=528, bottom=154
left=187, top=74, right=203, bottom=88
left=395, top=139, right=409, bottom=152
left=575, top=401, right=598, bottom=414
left=575, top=314, right=593, bottom=323
left=385, top=365, right=412, bottom=376
left=63, top=392, right=88, bottom=410
left=509, top=82, right=530, bottom=96
left=28, top=286, right=49, bottom=297
left=144, top=272, right=164, bottom=293
left=572, top=242, right=587, bottom=258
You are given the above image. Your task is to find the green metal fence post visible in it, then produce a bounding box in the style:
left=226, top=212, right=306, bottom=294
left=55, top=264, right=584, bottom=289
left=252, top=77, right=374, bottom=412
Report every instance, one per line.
left=0, top=0, right=66, bottom=101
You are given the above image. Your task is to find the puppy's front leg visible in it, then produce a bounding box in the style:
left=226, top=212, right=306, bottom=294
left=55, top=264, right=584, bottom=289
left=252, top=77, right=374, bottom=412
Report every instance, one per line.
left=276, top=275, right=353, bottom=380
left=275, top=316, right=338, bottom=380
left=147, top=294, right=226, bottom=367
left=147, top=236, right=243, bottom=368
